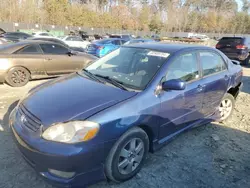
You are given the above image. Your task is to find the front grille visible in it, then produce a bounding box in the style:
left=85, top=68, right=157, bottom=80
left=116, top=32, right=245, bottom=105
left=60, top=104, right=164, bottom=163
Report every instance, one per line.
left=18, top=104, right=41, bottom=132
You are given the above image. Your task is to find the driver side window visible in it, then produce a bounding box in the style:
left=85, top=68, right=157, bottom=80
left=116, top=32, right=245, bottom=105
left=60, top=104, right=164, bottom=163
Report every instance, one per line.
left=166, top=52, right=199, bottom=82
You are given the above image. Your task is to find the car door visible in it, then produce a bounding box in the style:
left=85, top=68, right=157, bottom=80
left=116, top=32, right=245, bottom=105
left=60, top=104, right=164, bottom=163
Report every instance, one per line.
left=11, top=44, right=46, bottom=77
left=159, top=52, right=204, bottom=140
left=198, top=50, right=230, bottom=117
left=39, top=43, right=81, bottom=75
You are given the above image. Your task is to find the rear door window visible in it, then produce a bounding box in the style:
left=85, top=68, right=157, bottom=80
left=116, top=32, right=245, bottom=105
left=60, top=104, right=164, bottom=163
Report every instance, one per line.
left=15, top=45, right=42, bottom=54
left=199, top=51, right=227, bottom=77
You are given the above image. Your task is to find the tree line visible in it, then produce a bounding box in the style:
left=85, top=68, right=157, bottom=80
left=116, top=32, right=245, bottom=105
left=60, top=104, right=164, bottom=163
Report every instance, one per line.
left=1, top=0, right=250, bottom=34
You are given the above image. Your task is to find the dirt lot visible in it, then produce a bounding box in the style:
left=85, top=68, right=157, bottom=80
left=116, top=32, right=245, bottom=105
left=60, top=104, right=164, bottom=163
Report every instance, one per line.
left=1, top=68, right=250, bottom=188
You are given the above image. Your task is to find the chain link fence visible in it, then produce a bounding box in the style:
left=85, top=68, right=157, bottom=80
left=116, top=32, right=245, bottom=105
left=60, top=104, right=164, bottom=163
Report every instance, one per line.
left=1, top=22, right=250, bottom=38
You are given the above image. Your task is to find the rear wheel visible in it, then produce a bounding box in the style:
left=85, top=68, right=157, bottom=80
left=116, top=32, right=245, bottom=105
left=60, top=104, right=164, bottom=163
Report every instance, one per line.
left=5, top=67, right=30, bottom=87
left=219, top=93, right=235, bottom=122
left=105, top=127, right=149, bottom=182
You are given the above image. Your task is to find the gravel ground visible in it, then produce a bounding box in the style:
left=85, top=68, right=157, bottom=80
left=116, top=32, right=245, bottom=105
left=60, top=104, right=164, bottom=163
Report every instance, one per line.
left=0, top=68, right=250, bottom=188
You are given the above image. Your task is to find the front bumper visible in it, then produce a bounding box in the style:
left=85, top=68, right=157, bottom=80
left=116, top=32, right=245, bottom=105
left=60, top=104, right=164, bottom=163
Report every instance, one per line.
left=10, top=121, right=115, bottom=187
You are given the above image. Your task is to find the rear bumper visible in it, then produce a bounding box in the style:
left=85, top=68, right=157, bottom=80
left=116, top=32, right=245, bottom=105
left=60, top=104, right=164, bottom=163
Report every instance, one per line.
left=0, top=71, right=5, bottom=83
left=222, top=51, right=249, bottom=61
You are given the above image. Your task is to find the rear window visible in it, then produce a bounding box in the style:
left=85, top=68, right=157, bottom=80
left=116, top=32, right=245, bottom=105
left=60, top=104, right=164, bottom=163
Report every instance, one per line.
left=218, top=37, right=243, bottom=45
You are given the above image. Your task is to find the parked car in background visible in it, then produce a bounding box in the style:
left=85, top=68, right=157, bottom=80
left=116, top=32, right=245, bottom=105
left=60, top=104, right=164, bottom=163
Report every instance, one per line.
left=30, top=37, right=86, bottom=52
left=29, top=37, right=68, bottom=46
left=216, top=37, right=250, bottom=65
left=0, top=28, right=5, bottom=34
left=86, top=38, right=127, bottom=57
left=0, top=38, right=8, bottom=45
left=109, top=34, right=133, bottom=40
left=94, top=34, right=103, bottom=40
left=0, top=40, right=97, bottom=87
left=195, top=34, right=209, bottom=41
left=61, top=36, right=91, bottom=50
left=32, top=32, right=54, bottom=38
left=10, top=44, right=242, bottom=188
left=151, top=34, right=161, bottom=41
left=124, top=38, right=156, bottom=45
left=0, top=32, right=32, bottom=42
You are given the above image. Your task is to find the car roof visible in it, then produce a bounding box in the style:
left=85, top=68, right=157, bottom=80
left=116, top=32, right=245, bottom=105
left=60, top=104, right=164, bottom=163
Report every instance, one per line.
left=126, top=43, right=214, bottom=53
left=95, top=38, right=121, bottom=43
left=0, top=40, right=56, bottom=53
left=130, top=38, right=153, bottom=41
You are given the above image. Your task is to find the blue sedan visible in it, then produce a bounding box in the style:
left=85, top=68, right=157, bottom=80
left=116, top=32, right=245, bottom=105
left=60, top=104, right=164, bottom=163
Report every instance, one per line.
left=10, top=43, right=243, bottom=187
left=86, top=38, right=127, bottom=57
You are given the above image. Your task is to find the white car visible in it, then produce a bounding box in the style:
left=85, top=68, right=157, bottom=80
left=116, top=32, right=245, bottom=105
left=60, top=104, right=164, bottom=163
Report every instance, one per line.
left=62, top=36, right=91, bottom=49
left=32, top=32, right=54, bottom=38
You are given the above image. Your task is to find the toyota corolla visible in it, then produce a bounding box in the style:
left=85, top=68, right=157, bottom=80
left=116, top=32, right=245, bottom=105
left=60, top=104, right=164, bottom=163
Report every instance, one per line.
left=10, top=43, right=243, bottom=187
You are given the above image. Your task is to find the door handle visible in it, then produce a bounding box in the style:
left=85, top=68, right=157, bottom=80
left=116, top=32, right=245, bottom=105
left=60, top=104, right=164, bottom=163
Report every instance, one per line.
left=197, top=84, right=204, bottom=92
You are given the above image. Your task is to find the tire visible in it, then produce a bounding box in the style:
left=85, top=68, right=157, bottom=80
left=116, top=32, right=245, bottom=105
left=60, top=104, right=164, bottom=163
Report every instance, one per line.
left=105, top=127, right=149, bottom=183
left=218, top=93, right=235, bottom=123
left=241, top=56, right=249, bottom=66
left=5, top=67, right=30, bottom=87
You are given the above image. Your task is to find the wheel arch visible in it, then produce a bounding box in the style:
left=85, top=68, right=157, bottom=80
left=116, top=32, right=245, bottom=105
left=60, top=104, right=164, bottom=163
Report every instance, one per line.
left=137, top=124, right=155, bottom=152
left=227, top=83, right=242, bottom=98
left=5, top=65, right=31, bottom=81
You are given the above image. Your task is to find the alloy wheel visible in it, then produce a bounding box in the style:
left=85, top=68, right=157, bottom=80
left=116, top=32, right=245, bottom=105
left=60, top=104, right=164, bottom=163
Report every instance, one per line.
left=118, top=138, right=144, bottom=175
left=219, top=99, right=233, bottom=120
left=11, top=70, right=28, bottom=84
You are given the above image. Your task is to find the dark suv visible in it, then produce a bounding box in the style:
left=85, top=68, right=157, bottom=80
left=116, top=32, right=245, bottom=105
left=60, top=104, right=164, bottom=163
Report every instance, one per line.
left=216, top=37, right=250, bottom=65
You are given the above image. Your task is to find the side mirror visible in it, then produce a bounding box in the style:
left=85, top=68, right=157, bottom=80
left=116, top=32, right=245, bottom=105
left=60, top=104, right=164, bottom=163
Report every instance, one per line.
left=162, top=79, right=186, bottom=91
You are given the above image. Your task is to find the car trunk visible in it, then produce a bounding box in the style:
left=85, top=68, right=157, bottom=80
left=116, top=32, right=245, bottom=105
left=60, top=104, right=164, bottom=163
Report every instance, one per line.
left=216, top=37, right=244, bottom=53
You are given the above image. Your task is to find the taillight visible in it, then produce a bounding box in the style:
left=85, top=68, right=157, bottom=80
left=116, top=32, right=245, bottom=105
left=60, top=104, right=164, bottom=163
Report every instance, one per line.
left=236, top=45, right=247, bottom=49
left=216, top=44, right=221, bottom=48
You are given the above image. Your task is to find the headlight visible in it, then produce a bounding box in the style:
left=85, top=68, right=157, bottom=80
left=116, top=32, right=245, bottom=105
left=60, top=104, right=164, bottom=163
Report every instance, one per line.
left=42, top=121, right=99, bottom=143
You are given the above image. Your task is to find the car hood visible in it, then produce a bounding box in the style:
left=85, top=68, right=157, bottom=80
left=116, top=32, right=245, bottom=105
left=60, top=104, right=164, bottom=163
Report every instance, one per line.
left=21, top=74, right=137, bottom=127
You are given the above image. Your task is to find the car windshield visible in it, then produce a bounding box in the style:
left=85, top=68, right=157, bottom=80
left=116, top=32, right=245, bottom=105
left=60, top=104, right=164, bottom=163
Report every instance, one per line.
left=85, top=47, right=170, bottom=90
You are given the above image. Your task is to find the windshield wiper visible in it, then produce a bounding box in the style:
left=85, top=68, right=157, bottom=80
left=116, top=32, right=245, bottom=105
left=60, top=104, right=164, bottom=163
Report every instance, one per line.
left=81, top=69, right=104, bottom=83
left=94, top=74, right=128, bottom=91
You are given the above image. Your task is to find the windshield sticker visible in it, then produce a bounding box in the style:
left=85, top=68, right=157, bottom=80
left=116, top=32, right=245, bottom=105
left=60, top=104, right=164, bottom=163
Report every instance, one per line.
left=148, top=51, right=170, bottom=58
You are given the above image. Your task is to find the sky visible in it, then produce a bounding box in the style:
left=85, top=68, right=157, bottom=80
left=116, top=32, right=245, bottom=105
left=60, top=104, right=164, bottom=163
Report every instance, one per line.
left=236, top=0, right=243, bottom=11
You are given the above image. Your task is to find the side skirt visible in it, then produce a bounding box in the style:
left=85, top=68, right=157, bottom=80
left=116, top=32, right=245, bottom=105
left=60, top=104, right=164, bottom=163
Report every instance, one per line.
left=152, top=113, right=217, bottom=152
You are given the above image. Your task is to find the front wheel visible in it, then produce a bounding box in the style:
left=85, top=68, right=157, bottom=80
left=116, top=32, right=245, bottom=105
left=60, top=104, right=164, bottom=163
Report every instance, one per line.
left=105, top=127, right=149, bottom=182
left=219, top=93, right=235, bottom=122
